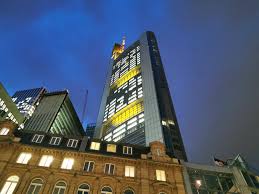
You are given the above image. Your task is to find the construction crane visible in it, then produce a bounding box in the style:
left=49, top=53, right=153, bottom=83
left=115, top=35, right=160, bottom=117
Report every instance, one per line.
left=81, top=89, right=88, bottom=124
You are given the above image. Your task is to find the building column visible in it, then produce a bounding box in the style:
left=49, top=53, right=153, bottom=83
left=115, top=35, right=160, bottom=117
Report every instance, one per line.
left=181, top=166, right=192, bottom=194
left=41, top=174, right=55, bottom=194
left=141, top=179, right=150, bottom=194
left=67, top=180, right=77, bottom=194
left=92, top=177, right=100, bottom=194
left=16, top=171, right=31, bottom=193
left=115, top=180, right=122, bottom=193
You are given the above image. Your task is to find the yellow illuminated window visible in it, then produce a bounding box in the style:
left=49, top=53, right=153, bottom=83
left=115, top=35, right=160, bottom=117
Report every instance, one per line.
left=111, top=66, right=141, bottom=89
left=162, top=120, right=167, bottom=126
left=90, top=142, right=100, bottom=150
left=16, top=153, right=32, bottom=164
left=0, top=176, right=19, bottom=194
left=39, top=155, right=53, bottom=167
left=0, top=127, right=9, bottom=135
left=125, top=166, right=135, bottom=177
left=107, top=144, right=116, bottom=153
left=61, top=158, right=74, bottom=170
left=156, top=170, right=166, bottom=181
left=109, top=102, right=144, bottom=127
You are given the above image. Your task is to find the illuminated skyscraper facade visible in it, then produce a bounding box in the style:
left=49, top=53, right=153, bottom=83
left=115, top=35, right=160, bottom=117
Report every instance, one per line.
left=95, top=31, right=187, bottom=160
left=12, top=87, right=46, bottom=119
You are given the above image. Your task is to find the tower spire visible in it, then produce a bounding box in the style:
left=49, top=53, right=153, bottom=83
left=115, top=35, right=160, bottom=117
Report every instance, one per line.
left=121, top=36, right=126, bottom=49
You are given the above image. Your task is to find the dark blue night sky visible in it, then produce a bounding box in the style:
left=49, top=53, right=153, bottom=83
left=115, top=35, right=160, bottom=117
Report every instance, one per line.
left=1, top=0, right=259, bottom=167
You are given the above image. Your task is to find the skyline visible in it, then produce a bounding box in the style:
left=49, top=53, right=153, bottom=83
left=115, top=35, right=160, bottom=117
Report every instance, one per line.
left=1, top=1, right=259, bottom=168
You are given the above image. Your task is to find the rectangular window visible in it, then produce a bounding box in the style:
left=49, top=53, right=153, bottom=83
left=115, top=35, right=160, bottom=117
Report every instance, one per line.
left=83, top=161, right=94, bottom=172
left=104, top=163, right=115, bottom=175
left=156, top=170, right=166, bottom=181
left=125, top=166, right=135, bottom=177
left=39, top=155, right=53, bottom=167
left=61, top=158, right=74, bottom=170
left=31, top=134, right=44, bottom=143
left=67, top=139, right=78, bottom=148
left=90, top=142, right=100, bottom=150
left=123, top=146, right=133, bottom=155
left=16, top=152, right=32, bottom=164
left=49, top=137, right=61, bottom=145
left=107, top=144, right=116, bottom=153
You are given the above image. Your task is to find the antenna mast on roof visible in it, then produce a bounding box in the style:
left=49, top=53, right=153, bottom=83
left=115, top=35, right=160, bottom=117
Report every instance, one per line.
left=121, top=35, right=126, bottom=50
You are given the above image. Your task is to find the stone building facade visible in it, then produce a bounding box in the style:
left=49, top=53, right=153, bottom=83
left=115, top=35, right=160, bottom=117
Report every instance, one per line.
left=0, top=121, right=186, bottom=194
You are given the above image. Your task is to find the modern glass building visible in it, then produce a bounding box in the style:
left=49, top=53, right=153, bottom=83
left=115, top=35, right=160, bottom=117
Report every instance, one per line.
left=95, top=31, right=187, bottom=160
left=12, top=87, right=46, bottom=119
left=182, top=156, right=259, bottom=194
left=23, top=90, right=85, bottom=136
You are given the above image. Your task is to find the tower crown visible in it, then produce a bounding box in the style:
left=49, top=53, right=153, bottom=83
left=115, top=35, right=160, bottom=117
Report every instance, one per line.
left=111, top=36, right=126, bottom=60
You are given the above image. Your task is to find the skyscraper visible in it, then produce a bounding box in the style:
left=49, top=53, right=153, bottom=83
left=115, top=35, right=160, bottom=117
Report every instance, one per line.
left=95, top=31, right=187, bottom=160
left=12, top=87, right=46, bottom=119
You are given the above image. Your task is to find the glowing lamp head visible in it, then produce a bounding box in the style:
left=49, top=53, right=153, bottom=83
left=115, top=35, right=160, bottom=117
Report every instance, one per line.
left=195, top=180, right=202, bottom=189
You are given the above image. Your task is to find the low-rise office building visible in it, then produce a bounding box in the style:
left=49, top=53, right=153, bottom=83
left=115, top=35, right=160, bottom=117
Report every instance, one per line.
left=0, top=120, right=186, bottom=194
left=182, top=158, right=259, bottom=194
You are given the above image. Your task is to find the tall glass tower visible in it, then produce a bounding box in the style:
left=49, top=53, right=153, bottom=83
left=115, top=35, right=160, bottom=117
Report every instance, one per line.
left=95, top=31, right=187, bottom=160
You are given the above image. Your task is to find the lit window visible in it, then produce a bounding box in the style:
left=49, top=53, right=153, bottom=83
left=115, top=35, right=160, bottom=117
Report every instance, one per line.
left=39, top=155, right=53, bottom=167
left=162, top=120, right=167, bottom=126
left=0, top=175, right=19, bottom=194
left=17, top=152, right=32, bottom=164
left=77, top=184, right=90, bottom=194
left=168, top=120, right=175, bottom=125
left=49, top=137, right=61, bottom=145
left=26, top=178, right=43, bottom=194
left=156, top=170, right=166, bottom=181
left=104, top=163, right=115, bottom=175
left=127, top=122, right=137, bottom=129
left=53, top=181, right=66, bottom=194
left=107, top=144, right=116, bottom=153
left=84, top=161, right=94, bottom=172
left=101, top=186, right=113, bottom=194
left=90, top=142, right=100, bottom=150
left=32, top=134, right=44, bottom=143
left=123, top=146, right=132, bottom=155
left=61, top=158, right=74, bottom=170
left=125, top=166, right=135, bottom=177
left=139, top=118, right=144, bottom=123
left=67, top=139, right=78, bottom=148
left=0, top=127, right=9, bottom=135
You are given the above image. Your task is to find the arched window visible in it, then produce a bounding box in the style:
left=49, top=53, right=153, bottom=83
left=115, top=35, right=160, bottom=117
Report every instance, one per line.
left=124, top=189, right=135, bottom=194
left=0, top=175, right=19, bottom=194
left=77, top=183, right=90, bottom=194
left=101, top=186, right=113, bottom=194
left=27, top=178, right=43, bottom=194
left=52, top=181, right=66, bottom=194
left=0, top=127, right=9, bottom=135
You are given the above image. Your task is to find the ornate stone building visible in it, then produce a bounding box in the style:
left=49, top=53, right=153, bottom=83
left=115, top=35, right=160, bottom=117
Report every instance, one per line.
left=0, top=120, right=186, bottom=194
